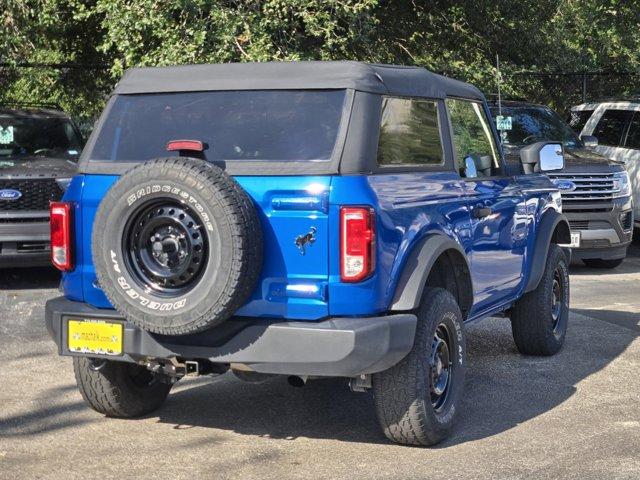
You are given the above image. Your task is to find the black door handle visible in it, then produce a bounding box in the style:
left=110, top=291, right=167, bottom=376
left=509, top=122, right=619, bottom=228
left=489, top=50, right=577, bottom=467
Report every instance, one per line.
left=472, top=206, right=493, bottom=218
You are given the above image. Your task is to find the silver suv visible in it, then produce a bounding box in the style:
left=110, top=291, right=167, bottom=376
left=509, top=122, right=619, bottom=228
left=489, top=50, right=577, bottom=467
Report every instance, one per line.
left=569, top=100, right=639, bottom=234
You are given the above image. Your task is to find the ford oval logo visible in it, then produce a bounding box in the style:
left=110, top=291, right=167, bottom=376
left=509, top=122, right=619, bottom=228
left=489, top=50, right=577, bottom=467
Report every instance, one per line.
left=552, top=180, right=576, bottom=192
left=0, top=189, right=22, bottom=200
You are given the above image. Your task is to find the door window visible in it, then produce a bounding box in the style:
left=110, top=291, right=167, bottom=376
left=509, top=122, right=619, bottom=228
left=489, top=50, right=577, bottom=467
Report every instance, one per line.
left=446, top=99, right=500, bottom=178
left=377, top=97, right=444, bottom=166
left=623, top=112, right=640, bottom=150
left=592, top=109, right=632, bottom=147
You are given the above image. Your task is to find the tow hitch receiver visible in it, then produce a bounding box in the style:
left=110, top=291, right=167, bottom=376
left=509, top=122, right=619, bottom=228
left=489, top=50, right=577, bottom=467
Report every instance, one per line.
left=145, top=358, right=225, bottom=382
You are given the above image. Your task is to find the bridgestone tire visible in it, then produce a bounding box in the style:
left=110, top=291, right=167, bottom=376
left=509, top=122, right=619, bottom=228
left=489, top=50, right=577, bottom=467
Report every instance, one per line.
left=511, top=244, right=570, bottom=356
left=92, top=157, right=263, bottom=335
left=73, top=357, right=171, bottom=418
left=373, top=288, right=466, bottom=446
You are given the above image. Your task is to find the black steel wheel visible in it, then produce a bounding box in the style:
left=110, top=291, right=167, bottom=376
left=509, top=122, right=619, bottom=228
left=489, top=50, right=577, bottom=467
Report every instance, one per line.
left=123, top=200, right=208, bottom=296
left=430, top=323, right=453, bottom=412
left=551, top=267, right=564, bottom=333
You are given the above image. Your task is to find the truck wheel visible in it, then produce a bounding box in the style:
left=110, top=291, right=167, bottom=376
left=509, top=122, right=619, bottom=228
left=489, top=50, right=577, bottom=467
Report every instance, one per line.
left=92, top=157, right=263, bottom=335
left=73, top=357, right=171, bottom=418
left=582, top=258, right=623, bottom=269
left=511, top=244, right=569, bottom=356
left=372, top=288, right=466, bottom=446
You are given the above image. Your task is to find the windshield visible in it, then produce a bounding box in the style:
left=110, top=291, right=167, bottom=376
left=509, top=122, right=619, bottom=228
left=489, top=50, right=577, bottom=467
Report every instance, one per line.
left=0, top=114, right=82, bottom=160
left=490, top=105, right=582, bottom=149
left=90, top=90, right=347, bottom=163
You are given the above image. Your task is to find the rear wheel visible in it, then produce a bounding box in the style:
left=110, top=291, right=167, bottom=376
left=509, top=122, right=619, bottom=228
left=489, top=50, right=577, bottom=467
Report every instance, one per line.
left=372, top=288, right=466, bottom=446
left=73, top=357, right=171, bottom=418
left=511, top=244, right=569, bottom=356
left=582, top=258, right=623, bottom=269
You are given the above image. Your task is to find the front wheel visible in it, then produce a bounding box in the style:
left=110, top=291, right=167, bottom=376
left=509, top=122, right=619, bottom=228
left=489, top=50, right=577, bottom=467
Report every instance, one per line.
left=511, top=244, right=570, bottom=356
left=73, top=357, right=172, bottom=418
left=372, top=288, right=466, bottom=446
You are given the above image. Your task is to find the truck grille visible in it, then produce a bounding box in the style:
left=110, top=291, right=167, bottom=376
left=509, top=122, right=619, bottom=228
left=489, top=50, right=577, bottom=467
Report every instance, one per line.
left=0, top=179, right=63, bottom=211
left=547, top=173, right=617, bottom=207
left=568, top=220, right=589, bottom=230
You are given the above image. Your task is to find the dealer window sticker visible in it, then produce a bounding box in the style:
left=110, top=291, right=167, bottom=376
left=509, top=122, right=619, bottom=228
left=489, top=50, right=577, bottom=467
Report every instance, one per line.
left=0, top=126, right=14, bottom=144
left=495, top=115, right=512, bottom=131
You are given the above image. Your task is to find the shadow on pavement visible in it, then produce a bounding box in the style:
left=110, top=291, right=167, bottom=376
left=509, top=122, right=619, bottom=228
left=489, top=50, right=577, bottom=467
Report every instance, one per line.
left=143, top=315, right=634, bottom=447
left=572, top=308, right=639, bottom=334
left=0, top=267, right=59, bottom=290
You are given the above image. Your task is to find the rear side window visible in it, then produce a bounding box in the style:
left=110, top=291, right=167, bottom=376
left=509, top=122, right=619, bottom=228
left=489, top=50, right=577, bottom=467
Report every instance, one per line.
left=567, top=110, right=593, bottom=133
left=377, top=97, right=443, bottom=166
left=90, top=90, right=346, bottom=162
left=592, top=109, right=632, bottom=146
left=624, top=112, right=640, bottom=149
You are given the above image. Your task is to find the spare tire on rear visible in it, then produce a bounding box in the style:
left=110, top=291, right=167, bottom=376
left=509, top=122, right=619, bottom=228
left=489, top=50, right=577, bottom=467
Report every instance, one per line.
left=92, top=157, right=262, bottom=336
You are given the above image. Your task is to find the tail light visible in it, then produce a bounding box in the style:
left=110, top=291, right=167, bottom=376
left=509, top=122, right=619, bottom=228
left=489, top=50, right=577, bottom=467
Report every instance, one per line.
left=340, top=207, right=375, bottom=282
left=50, top=202, right=73, bottom=271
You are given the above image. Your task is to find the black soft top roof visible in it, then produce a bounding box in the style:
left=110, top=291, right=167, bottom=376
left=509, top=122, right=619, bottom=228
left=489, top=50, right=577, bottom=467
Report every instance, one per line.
left=114, top=61, right=484, bottom=101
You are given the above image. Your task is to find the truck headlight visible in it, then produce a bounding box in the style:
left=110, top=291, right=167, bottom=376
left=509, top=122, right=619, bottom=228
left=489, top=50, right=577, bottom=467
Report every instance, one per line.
left=612, top=172, right=631, bottom=199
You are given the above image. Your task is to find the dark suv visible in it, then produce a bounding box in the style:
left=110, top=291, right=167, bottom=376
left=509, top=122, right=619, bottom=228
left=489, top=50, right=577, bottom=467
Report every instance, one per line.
left=0, top=104, right=81, bottom=266
left=490, top=101, right=633, bottom=268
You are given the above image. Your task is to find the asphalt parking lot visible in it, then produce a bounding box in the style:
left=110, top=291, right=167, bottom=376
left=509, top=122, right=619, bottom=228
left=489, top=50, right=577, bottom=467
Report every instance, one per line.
left=1, top=245, right=638, bottom=480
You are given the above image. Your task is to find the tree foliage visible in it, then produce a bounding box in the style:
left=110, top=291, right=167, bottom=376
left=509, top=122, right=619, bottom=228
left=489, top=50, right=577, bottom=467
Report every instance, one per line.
left=2, top=0, right=640, bottom=119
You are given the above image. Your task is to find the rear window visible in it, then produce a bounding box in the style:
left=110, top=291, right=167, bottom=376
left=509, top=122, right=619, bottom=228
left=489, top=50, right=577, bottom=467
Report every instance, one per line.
left=593, top=109, right=632, bottom=147
left=90, top=90, right=346, bottom=162
left=567, top=110, right=593, bottom=133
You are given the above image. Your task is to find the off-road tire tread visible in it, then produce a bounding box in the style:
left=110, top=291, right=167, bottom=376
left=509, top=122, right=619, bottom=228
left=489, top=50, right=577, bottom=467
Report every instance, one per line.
left=73, top=357, right=171, bottom=418
left=511, top=244, right=569, bottom=356
left=373, top=288, right=465, bottom=446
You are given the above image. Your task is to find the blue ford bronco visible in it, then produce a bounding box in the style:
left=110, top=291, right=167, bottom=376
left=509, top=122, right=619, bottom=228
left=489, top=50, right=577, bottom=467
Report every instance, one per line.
left=46, top=62, right=571, bottom=446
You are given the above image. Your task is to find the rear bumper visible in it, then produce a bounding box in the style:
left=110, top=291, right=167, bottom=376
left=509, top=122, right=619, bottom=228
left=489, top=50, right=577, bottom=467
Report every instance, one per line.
left=45, top=296, right=417, bottom=377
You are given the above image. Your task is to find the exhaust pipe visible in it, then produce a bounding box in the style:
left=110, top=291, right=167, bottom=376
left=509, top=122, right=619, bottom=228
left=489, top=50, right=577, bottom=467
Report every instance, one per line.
left=287, top=375, right=307, bottom=387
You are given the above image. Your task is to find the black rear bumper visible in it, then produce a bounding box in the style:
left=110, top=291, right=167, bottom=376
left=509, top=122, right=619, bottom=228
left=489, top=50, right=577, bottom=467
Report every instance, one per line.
left=45, top=296, right=417, bottom=377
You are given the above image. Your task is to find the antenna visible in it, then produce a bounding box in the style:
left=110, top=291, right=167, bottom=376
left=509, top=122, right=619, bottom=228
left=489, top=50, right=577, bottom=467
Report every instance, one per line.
left=496, top=54, right=502, bottom=116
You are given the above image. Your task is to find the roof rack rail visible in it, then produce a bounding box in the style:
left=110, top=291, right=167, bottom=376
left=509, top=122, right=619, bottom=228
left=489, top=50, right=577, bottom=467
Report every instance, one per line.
left=0, top=101, right=63, bottom=111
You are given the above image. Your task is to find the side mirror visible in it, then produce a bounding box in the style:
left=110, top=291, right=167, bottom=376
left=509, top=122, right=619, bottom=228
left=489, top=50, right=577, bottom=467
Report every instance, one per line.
left=581, top=135, right=598, bottom=148
left=462, top=155, right=477, bottom=178
left=520, top=141, right=564, bottom=173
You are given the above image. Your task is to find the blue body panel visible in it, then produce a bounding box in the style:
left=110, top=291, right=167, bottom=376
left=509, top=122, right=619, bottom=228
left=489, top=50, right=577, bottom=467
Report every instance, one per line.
left=63, top=170, right=558, bottom=322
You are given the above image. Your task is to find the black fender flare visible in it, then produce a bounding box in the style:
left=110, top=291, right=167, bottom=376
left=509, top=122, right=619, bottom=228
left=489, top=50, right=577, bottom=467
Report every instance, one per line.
left=524, top=210, right=571, bottom=293
left=390, top=234, right=472, bottom=313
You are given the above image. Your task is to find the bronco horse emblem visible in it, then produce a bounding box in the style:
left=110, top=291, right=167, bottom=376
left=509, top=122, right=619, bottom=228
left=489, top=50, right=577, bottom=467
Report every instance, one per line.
left=294, top=227, right=317, bottom=255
